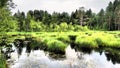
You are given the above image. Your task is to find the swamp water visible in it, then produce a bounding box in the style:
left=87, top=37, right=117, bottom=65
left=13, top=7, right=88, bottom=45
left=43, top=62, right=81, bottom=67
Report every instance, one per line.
left=1, top=41, right=120, bottom=68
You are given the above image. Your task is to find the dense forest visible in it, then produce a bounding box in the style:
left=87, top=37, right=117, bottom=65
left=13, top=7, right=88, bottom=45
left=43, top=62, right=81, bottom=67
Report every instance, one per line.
left=0, top=0, right=120, bottom=32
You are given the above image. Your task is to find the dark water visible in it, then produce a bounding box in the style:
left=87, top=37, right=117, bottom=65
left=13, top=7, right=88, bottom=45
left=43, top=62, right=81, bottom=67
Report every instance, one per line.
left=4, top=45, right=120, bottom=68
left=1, top=40, right=120, bottom=68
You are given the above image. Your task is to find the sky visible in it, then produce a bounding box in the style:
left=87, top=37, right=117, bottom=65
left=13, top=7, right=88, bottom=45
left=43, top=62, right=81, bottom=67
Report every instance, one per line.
left=11, top=0, right=115, bottom=14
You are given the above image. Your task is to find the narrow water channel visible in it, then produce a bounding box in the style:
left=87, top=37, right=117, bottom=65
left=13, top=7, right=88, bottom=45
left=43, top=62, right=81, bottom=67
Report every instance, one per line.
left=6, top=43, right=120, bottom=68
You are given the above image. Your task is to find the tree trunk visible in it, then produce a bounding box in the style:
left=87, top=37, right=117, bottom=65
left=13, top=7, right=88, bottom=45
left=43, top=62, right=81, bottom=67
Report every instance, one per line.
left=118, top=24, right=120, bottom=30
left=108, top=16, right=111, bottom=30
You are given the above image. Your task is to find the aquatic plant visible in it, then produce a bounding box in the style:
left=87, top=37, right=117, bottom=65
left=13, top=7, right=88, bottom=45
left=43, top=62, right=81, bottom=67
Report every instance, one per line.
left=56, top=35, right=70, bottom=43
left=75, top=36, right=98, bottom=48
left=47, top=40, right=67, bottom=54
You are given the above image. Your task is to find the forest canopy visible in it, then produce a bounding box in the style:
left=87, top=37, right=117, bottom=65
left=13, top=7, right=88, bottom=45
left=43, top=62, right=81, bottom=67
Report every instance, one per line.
left=0, top=0, right=120, bottom=32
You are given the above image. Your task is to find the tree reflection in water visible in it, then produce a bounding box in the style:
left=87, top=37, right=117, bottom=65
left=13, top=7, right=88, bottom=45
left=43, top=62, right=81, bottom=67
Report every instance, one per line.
left=104, top=48, right=120, bottom=64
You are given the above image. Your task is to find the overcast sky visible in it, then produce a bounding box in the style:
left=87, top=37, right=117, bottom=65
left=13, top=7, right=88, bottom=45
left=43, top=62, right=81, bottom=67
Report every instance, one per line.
left=11, top=0, right=115, bottom=14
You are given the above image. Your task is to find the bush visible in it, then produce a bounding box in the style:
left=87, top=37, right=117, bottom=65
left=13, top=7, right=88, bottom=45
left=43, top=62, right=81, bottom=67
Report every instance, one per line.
left=59, top=22, right=68, bottom=32
left=74, top=25, right=89, bottom=31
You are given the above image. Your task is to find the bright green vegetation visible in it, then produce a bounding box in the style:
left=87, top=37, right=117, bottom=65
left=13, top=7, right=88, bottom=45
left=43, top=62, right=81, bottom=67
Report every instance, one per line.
left=0, top=54, right=6, bottom=68
left=75, top=32, right=120, bottom=48
left=1, top=0, right=120, bottom=33
left=0, top=0, right=120, bottom=67
left=75, top=35, right=98, bottom=48
left=0, top=0, right=120, bottom=52
left=46, top=40, right=67, bottom=54
left=0, top=31, right=120, bottom=54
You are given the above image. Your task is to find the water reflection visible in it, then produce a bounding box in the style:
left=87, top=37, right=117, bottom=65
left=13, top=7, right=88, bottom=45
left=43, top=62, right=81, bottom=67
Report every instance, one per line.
left=104, top=49, right=120, bottom=64
left=7, top=44, right=120, bottom=68
left=1, top=38, right=120, bottom=68
left=14, top=39, right=24, bottom=58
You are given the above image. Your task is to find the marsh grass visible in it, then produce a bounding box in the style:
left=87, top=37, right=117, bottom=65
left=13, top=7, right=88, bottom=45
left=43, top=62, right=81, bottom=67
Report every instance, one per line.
left=1, top=31, right=120, bottom=54
left=75, top=32, right=120, bottom=48
left=75, top=36, right=98, bottom=48
left=46, top=40, right=67, bottom=54
left=56, top=35, right=70, bottom=43
left=0, top=54, right=6, bottom=68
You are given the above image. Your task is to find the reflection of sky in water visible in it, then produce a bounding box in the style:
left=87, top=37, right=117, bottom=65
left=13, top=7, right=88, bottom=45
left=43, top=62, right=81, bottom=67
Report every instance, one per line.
left=10, top=46, right=120, bottom=68
left=86, top=51, right=120, bottom=68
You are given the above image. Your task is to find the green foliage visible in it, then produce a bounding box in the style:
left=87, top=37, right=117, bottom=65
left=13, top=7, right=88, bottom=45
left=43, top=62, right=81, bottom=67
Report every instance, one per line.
left=56, top=35, right=70, bottom=43
left=1, top=31, right=120, bottom=54
left=47, top=40, right=67, bottom=54
left=59, top=22, right=68, bottom=32
left=95, top=33, right=120, bottom=47
left=1, top=0, right=120, bottom=32
left=0, top=8, right=18, bottom=32
left=0, top=0, right=9, bottom=7
left=30, top=20, right=43, bottom=31
left=75, top=36, right=98, bottom=48
left=0, top=54, right=6, bottom=68
left=74, top=25, right=89, bottom=31
left=75, top=32, right=120, bottom=48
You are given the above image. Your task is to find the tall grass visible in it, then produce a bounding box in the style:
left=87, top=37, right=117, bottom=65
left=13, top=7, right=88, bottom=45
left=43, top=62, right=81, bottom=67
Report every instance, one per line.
left=56, top=35, right=70, bottom=43
left=75, top=32, right=120, bottom=48
left=1, top=31, right=120, bottom=54
left=46, top=40, right=67, bottom=54
left=75, top=36, right=98, bottom=48
left=0, top=54, right=6, bottom=68
left=94, top=33, right=120, bottom=48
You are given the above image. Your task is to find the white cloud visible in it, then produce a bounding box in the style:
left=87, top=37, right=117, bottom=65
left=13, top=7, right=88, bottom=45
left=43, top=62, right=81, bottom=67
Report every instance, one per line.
left=11, top=0, right=114, bottom=14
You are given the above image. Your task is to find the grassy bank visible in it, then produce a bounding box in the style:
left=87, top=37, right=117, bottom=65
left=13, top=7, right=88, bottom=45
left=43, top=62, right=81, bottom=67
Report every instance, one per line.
left=0, top=31, right=120, bottom=54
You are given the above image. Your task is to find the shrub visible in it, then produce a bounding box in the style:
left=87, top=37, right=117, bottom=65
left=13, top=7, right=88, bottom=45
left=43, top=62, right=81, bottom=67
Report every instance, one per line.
left=74, top=25, right=89, bottom=31
left=59, top=22, right=68, bottom=32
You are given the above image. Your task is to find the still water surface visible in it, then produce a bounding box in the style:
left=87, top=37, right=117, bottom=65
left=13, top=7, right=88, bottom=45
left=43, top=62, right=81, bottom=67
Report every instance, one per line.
left=6, top=44, right=120, bottom=68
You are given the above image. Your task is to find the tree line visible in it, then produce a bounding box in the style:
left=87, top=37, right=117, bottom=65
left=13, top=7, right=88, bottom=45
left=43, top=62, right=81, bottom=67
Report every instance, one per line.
left=0, top=0, right=120, bottom=32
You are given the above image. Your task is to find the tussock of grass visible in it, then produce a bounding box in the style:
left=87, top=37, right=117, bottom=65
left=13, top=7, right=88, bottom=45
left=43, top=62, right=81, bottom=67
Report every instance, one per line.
left=41, top=37, right=67, bottom=52
left=75, top=32, right=120, bottom=48
left=56, top=35, right=70, bottom=43
left=46, top=40, right=67, bottom=54
left=94, top=34, right=120, bottom=47
left=75, top=36, right=98, bottom=48
left=30, top=37, right=50, bottom=50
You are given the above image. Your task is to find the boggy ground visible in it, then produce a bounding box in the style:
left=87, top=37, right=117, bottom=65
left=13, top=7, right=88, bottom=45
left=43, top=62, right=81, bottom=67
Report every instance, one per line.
left=0, top=31, right=120, bottom=54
